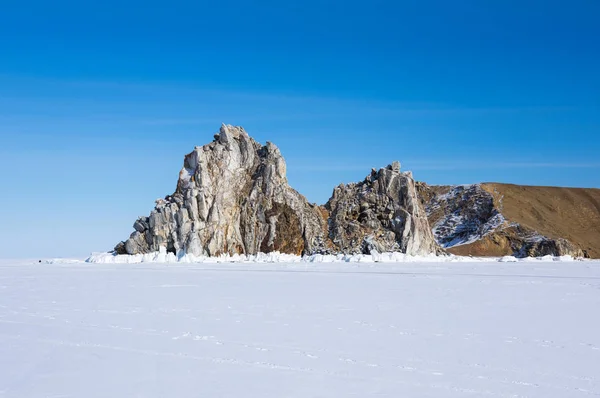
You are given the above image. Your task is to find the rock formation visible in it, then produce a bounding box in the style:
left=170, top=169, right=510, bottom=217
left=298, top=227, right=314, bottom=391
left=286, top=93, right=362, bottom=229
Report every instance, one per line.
left=115, top=124, right=328, bottom=257
left=418, top=184, right=506, bottom=248
left=325, top=162, right=442, bottom=256
left=114, top=124, right=596, bottom=259
left=115, top=125, right=442, bottom=258
left=417, top=183, right=588, bottom=258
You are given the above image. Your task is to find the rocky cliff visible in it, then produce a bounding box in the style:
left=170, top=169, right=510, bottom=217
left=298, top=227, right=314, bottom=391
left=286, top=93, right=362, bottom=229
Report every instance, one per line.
left=115, top=125, right=440, bottom=257
left=417, top=183, right=596, bottom=258
left=116, top=125, right=328, bottom=256
left=325, top=162, right=442, bottom=256
left=114, top=124, right=597, bottom=259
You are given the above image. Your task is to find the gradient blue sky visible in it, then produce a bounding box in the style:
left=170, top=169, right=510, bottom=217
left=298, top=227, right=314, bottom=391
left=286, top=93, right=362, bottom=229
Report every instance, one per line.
left=1, top=0, right=599, bottom=258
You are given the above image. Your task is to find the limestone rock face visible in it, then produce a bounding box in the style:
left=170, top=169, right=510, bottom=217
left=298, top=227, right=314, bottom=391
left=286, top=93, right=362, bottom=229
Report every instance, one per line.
left=325, top=163, right=442, bottom=256
left=117, top=124, right=327, bottom=256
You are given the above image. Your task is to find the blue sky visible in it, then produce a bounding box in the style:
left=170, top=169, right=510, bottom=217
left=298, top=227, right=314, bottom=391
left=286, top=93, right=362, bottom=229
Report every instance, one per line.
left=0, top=0, right=599, bottom=258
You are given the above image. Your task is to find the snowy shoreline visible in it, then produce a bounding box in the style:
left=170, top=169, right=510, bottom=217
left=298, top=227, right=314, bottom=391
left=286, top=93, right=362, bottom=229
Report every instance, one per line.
left=84, top=247, right=580, bottom=265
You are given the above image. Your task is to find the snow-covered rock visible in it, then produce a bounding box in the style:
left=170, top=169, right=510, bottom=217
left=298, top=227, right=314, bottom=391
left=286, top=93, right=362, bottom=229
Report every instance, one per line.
left=422, top=184, right=505, bottom=248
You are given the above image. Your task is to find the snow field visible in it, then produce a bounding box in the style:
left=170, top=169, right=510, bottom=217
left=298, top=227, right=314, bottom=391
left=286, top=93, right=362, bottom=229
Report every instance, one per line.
left=1, top=260, right=599, bottom=397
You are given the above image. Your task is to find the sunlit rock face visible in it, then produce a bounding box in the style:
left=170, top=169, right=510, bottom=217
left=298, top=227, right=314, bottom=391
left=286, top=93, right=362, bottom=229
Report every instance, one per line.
left=115, top=125, right=442, bottom=258
left=325, top=162, right=442, bottom=256
left=116, top=124, right=328, bottom=257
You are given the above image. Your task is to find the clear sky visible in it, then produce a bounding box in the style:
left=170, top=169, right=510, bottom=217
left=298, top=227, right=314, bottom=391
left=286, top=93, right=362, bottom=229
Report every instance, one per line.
left=0, top=0, right=599, bottom=258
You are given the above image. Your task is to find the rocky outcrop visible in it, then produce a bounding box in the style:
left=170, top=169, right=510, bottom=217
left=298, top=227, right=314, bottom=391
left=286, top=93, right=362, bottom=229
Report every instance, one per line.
left=115, top=125, right=442, bottom=258
left=418, top=184, right=506, bottom=248
left=325, top=162, right=442, bottom=256
left=114, top=124, right=594, bottom=259
left=417, top=183, right=588, bottom=258
left=116, top=124, right=328, bottom=256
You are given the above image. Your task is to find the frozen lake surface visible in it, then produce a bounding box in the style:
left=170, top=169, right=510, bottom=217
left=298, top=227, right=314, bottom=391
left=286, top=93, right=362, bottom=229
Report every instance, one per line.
left=1, top=260, right=600, bottom=397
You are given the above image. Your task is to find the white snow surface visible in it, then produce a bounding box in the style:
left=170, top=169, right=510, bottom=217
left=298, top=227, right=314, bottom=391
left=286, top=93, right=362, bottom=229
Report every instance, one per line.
left=1, top=259, right=599, bottom=397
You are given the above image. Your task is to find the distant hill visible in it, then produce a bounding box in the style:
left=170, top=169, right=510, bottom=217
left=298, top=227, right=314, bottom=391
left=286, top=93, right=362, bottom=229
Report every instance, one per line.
left=418, top=183, right=600, bottom=258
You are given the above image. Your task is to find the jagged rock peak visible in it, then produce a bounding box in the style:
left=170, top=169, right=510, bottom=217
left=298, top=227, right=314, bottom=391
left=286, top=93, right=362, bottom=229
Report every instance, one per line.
left=325, top=162, right=442, bottom=256
left=113, top=126, right=445, bottom=259
left=215, top=123, right=249, bottom=143
left=116, top=125, right=327, bottom=257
